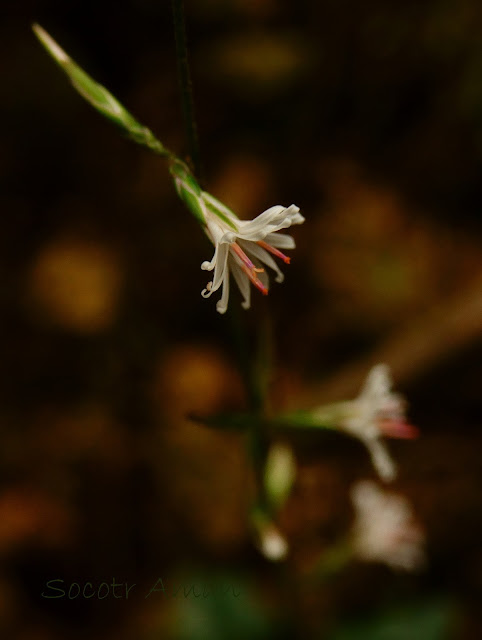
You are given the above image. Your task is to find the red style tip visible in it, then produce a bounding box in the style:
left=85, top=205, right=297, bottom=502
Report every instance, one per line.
left=378, top=419, right=419, bottom=439
left=257, top=240, right=291, bottom=264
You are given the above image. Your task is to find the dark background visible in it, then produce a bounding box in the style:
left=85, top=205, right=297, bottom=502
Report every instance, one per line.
left=0, top=1, right=481, bottom=638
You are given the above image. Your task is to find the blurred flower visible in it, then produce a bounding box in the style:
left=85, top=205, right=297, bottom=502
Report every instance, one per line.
left=313, top=364, right=417, bottom=481
left=171, top=160, right=304, bottom=313
left=350, top=480, right=425, bottom=571
left=255, top=521, right=289, bottom=562
left=252, top=508, right=289, bottom=562
left=343, top=364, right=417, bottom=481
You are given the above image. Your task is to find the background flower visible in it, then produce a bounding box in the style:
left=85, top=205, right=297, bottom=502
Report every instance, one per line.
left=350, top=480, right=426, bottom=571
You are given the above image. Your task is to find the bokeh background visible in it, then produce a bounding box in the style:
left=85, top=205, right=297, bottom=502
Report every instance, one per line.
left=1, top=0, right=482, bottom=638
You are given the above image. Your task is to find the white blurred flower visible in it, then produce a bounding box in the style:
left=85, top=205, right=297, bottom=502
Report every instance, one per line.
left=336, top=364, right=417, bottom=481
left=256, top=522, right=289, bottom=562
left=350, top=480, right=425, bottom=571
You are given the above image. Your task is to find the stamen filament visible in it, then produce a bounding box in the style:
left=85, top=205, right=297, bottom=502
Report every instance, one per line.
left=231, top=242, right=257, bottom=271
left=240, top=262, right=268, bottom=295
left=257, top=240, right=291, bottom=264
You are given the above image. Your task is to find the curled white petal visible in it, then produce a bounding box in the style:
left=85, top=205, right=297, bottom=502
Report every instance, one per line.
left=216, top=266, right=230, bottom=314
left=201, top=282, right=213, bottom=298
left=210, top=243, right=229, bottom=293
left=220, top=231, right=237, bottom=244
left=236, top=204, right=304, bottom=241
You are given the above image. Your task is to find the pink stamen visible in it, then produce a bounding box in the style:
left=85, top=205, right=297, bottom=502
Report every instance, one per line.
left=230, top=241, right=267, bottom=295
left=231, top=242, right=263, bottom=272
left=378, top=419, right=419, bottom=439
left=257, top=240, right=291, bottom=264
left=240, top=262, right=268, bottom=295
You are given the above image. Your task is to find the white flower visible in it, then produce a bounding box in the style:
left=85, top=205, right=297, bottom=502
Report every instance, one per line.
left=256, top=522, right=289, bottom=562
left=337, top=364, right=418, bottom=481
left=171, top=160, right=304, bottom=313
left=350, top=480, right=425, bottom=571
left=200, top=193, right=304, bottom=313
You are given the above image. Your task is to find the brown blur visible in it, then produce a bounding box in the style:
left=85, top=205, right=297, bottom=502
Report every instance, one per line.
left=1, top=1, right=481, bottom=639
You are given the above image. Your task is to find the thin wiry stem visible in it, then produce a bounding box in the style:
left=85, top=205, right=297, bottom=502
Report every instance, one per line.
left=169, top=2, right=275, bottom=538
left=171, top=0, right=201, bottom=177
left=230, top=305, right=271, bottom=513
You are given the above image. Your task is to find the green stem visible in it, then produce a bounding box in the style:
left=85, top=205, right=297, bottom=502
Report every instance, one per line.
left=230, top=306, right=272, bottom=513
left=169, top=3, right=273, bottom=530
left=171, top=0, right=201, bottom=177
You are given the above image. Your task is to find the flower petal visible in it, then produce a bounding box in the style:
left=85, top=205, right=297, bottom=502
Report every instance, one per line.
left=230, top=258, right=251, bottom=310
left=216, top=267, right=230, bottom=314
left=236, top=204, right=303, bottom=241
left=263, top=232, right=296, bottom=250
left=359, top=364, right=392, bottom=403
left=210, top=242, right=229, bottom=293
left=363, top=436, right=397, bottom=482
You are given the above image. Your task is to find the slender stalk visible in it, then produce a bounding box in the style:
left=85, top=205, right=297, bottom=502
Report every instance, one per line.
left=169, top=3, right=274, bottom=533
left=171, top=0, right=201, bottom=177
left=230, top=306, right=271, bottom=513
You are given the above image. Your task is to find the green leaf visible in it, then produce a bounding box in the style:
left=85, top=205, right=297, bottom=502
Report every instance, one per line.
left=32, top=24, right=169, bottom=157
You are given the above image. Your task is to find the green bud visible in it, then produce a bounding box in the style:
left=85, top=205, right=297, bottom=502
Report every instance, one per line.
left=264, top=443, right=296, bottom=511
left=169, top=158, right=206, bottom=224
left=32, top=24, right=168, bottom=157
